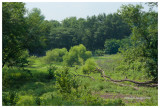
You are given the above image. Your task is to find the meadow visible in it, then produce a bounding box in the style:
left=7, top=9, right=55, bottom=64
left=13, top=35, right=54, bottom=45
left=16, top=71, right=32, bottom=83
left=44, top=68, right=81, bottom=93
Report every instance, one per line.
left=2, top=54, right=158, bottom=106
left=2, top=2, right=158, bottom=106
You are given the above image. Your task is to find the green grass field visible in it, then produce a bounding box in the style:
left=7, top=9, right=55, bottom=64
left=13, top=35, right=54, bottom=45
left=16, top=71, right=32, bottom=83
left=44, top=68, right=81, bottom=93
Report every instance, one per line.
left=2, top=54, right=158, bottom=106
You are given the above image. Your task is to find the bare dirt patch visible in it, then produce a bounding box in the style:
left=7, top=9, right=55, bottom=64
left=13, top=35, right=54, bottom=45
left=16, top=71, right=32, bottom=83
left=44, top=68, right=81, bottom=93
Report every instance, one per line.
left=99, top=93, right=150, bottom=103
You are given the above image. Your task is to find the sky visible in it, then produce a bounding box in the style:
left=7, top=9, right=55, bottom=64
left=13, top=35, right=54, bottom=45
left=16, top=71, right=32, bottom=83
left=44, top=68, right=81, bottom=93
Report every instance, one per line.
left=25, top=2, right=157, bottom=21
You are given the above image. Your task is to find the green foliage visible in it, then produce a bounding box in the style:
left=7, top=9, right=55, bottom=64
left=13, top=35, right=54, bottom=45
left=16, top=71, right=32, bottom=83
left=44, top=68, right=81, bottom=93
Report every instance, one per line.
left=49, top=27, right=76, bottom=50
left=118, top=37, right=132, bottom=53
left=104, top=39, right=120, bottom=54
left=55, top=67, right=79, bottom=93
left=16, top=95, right=37, bottom=106
left=118, top=4, right=158, bottom=81
left=2, top=54, right=158, bottom=106
left=2, top=2, right=27, bottom=68
left=94, top=49, right=105, bottom=56
left=5, top=50, right=29, bottom=68
left=63, top=44, right=92, bottom=66
left=43, top=48, right=67, bottom=64
left=25, top=8, right=46, bottom=55
left=3, top=91, right=19, bottom=106
left=55, top=66, right=80, bottom=99
left=2, top=68, right=32, bottom=89
left=81, top=58, right=98, bottom=74
left=47, top=65, right=57, bottom=80
left=105, top=99, right=125, bottom=106
left=2, top=2, right=158, bottom=106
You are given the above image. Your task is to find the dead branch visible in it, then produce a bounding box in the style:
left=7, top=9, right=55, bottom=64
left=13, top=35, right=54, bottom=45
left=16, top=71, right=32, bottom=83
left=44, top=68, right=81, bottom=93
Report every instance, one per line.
left=95, top=67, right=157, bottom=87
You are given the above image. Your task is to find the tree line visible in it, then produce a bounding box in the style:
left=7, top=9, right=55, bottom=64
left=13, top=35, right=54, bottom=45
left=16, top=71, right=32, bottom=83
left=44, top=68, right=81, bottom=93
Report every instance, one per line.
left=3, top=2, right=131, bottom=57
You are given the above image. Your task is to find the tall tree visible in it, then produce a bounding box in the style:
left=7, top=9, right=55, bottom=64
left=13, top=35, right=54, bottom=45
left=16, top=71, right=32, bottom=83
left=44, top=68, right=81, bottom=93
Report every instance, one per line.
left=25, top=8, right=46, bottom=56
left=118, top=4, right=158, bottom=81
left=2, top=2, right=27, bottom=67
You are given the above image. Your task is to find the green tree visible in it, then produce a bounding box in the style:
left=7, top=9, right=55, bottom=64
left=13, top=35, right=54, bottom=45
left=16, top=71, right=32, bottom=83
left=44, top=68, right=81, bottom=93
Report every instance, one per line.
left=49, top=27, right=75, bottom=50
left=118, top=4, right=158, bottom=81
left=2, top=2, right=27, bottom=68
left=25, top=8, right=46, bottom=56
left=104, top=39, right=120, bottom=54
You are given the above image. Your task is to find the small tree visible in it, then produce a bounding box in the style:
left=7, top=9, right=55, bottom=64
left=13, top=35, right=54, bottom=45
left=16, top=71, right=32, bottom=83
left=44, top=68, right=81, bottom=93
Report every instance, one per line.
left=55, top=67, right=79, bottom=95
left=63, top=44, right=92, bottom=66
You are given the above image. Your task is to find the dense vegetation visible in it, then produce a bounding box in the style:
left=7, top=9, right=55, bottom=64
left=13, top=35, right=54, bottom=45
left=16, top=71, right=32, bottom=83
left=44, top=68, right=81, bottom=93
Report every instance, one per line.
left=2, top=2, right=158, bottom=106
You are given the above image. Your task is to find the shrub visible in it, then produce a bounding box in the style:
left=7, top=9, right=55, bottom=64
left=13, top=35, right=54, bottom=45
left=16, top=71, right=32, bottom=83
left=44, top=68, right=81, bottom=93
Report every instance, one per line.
left=55, top=67, right=80, bottom=95
left=81, top=58, right=98, bottom=75
left=3, top=91, right=19, bottom=106
left=63, top=44, right=92, bottom=66
left=16, top=95, right=37, bottom=106
left=43, top=48, right=67, bottom=64
left=94, top=49, right=105, bottom=56
left=104, top=39, right=120, bottom=54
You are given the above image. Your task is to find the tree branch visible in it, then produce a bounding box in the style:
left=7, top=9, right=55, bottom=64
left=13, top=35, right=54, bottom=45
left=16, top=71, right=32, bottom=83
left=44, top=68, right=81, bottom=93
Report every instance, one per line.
left=95, top=67, right=157, bottom=87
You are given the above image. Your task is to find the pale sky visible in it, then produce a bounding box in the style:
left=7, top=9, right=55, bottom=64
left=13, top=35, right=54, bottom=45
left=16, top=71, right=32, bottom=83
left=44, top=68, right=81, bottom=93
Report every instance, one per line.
left=25, top=2, right=157, bottom=21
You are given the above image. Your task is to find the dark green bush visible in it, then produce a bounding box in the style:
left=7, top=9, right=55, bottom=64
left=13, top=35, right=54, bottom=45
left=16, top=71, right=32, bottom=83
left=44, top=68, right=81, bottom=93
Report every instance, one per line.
left=94, top=49, right=105, bottom=56
left=104, top=39, right=120, bottom=54
left=3, top=91, right=19, bottom=106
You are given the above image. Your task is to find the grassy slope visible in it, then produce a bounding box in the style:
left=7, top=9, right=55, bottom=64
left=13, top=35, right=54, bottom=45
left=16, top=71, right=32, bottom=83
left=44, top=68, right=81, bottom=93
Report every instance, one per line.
left=2, top=54, right=158, bottom=106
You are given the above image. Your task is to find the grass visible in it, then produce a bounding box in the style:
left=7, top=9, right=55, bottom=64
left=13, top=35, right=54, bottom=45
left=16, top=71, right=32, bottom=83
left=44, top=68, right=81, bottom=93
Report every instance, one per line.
left=2, top=54, right=158, bottom=106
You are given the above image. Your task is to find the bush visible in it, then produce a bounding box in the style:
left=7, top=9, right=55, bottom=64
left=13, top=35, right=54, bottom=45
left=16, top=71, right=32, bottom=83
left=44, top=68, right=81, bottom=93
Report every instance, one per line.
left=104, top=39, right=120, bottom=54
left=94, top=49, right=105, bottom=56
left=55, top=66, right=80, bottom=95
left=81, top=58, right=98, bottom=75
left=16, top=95, right=37, bottom=106
left=43, top=48, right=67, bottom=64
left=3, top=91, right=19, bottom=106
left=63, top=44, right=92, bottom=66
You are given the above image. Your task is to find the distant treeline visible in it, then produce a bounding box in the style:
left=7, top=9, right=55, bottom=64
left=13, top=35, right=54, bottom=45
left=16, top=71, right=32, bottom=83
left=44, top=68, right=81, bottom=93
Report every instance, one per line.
left=3, top=2, right=131, bottom=57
